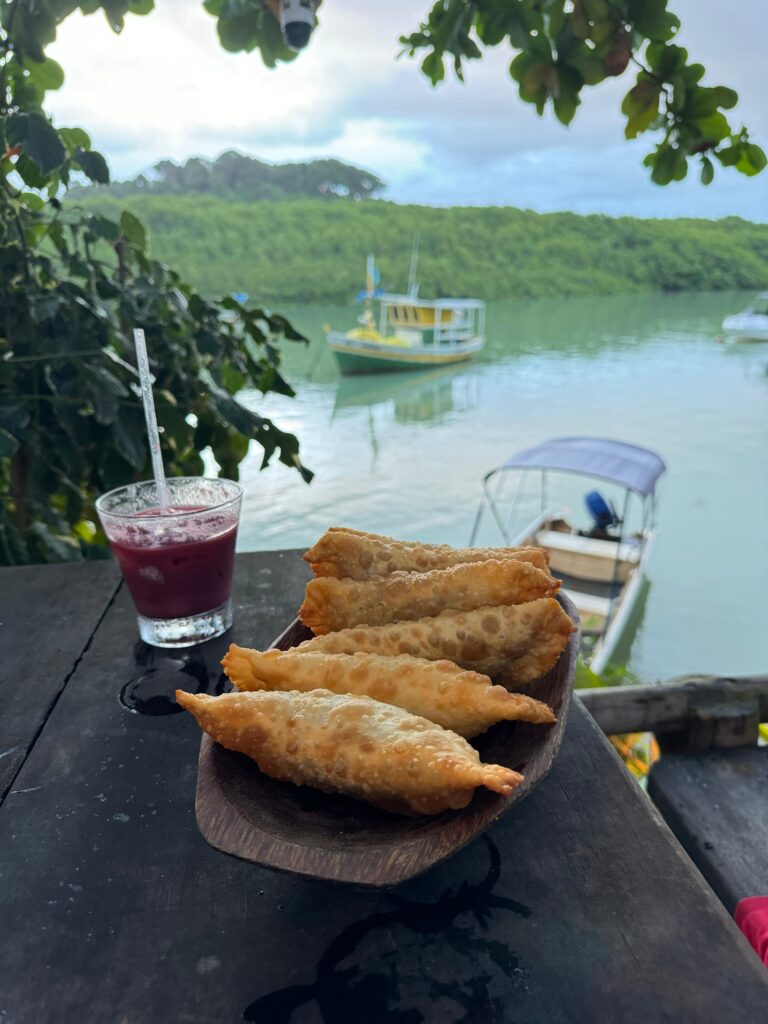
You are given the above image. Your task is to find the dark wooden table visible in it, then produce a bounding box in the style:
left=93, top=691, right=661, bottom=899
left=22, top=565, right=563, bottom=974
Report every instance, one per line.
left=2, top=553, right=767, bottom=1024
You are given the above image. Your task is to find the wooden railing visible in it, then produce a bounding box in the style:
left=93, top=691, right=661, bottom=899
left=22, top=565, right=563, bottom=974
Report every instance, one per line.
left=577, top=675, right=768, bottom=753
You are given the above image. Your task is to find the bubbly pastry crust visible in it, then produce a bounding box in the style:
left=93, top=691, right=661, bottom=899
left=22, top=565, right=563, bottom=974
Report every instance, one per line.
left=223, top=645, right=555, bottom=738
left=304, top=527, right=550, bottom=581
left=299, top=558, right=559, bottom=635
left=297, top=598, right=574, bottom=685
left=176, top=689, right=523, bottom=815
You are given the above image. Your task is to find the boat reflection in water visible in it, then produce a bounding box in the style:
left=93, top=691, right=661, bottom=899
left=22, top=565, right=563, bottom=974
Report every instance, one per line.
left=332, top=365, right=479, bottom=465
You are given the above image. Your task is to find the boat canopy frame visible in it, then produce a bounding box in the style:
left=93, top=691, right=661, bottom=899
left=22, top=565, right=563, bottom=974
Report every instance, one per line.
left=471, top=437, right=665, bottom=546
left=469, top=438, right=666, bottom=643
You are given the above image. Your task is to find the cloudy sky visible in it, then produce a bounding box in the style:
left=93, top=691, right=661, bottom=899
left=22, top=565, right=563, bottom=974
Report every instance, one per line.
left=47, top=0, right=767, bottom=219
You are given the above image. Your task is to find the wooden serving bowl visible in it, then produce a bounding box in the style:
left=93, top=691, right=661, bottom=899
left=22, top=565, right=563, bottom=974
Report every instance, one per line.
left=193, top=593, right=580, bottom=887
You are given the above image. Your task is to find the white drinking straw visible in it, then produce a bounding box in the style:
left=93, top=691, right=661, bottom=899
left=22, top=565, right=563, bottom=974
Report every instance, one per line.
left=133, top=328, right=170, bottom=511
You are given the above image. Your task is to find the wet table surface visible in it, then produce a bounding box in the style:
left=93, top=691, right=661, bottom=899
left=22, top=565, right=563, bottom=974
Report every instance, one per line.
left=1, top=552, right=767, bottom=1024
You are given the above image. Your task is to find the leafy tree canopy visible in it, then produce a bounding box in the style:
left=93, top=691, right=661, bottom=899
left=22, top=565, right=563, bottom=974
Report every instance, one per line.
left=0, top=1, right=312, bottom=566
left=73, top=151, right=386, bottom=202
left=207, top=0, right=765, bottom=187
left=399, top=0, right=766, bottom=186
left=78, top=194, right=768, bottom=305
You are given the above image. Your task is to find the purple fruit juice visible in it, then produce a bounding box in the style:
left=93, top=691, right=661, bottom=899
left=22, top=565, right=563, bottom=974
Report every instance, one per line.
left=109, top=506, right=237, bottom=619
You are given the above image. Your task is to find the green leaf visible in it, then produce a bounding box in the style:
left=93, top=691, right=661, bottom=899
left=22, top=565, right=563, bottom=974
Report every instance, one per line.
left=621, top=79, right=660, bottom=139
left=0, top=402, right=30, bottom=436
left=522, top=61, right=553, bottom=94
left=0, top=427, right=20, bottom=458
left=86, top=383, right=119, bottom=425
left=645, top=42, right=686, bottom=78
left=220, top=363, right=247, bottom=394
left=26, top=57, right=65, bottom=92
left=682, top=63, right=705, bottom=85
left=553, top=67, right=582, bottom=125
left=75, top=147, right=110, bottom=184
left=716, top=145, right=740, bottom=167
left=475, top=10, right=508, bottom=46
left=737, top=143, right=767, bottom=177
left=669, top=73, right=686, bottom=113
left=86, top=213, right=120, bottom=242
left=264, top=313, right=308, bottom=344
left=693, top=111, right=730, bottom=144
left=422, top=50, right=445, bottom=84
left=651, top=144, right=677, bottom=185
left=630, top=1, right=680, bottom=41
left=215, top=8, right=261, bottom=52
left=59, top=127, right=91, bottom=152
left=710, top=86, right=738, bottom=110
left=700, top=156, right=714, bottom=185
left=28, top=522, right=83, bottom=563
left=84, top=363, right=130, bottom=397
left=6, top=113, right=66, bottom=175
left=112, top=408, right=148, bottom=469
left=29, top=292, right=62, bottom=323
left=119, top=210, right=147, bottom=249
left=15, top=154, right=48, bottom=189
left=19, top=192, right=46, bottom=211
left=567, top=50, right=606, bottom=86
left=687, top=86, right=737, bottom=119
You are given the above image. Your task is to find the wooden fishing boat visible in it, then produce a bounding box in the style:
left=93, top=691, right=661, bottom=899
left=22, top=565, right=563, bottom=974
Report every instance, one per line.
left=470, top=437, right=666, bottom=675
left=325, top=253, right=485, bottom=374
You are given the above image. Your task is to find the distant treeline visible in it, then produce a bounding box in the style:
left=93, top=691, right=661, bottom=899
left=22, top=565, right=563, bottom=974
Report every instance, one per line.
left=71, top=194, right=768, bottom=303
left=72, top=151, right=385, bottom=202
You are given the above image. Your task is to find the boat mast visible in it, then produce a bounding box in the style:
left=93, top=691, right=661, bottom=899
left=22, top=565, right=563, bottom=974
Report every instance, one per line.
left=407, top=233, right=420, bottom=298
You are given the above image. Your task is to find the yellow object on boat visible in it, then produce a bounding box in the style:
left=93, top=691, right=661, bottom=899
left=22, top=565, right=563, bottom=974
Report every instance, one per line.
left=346, top=328, right=411, bottom=347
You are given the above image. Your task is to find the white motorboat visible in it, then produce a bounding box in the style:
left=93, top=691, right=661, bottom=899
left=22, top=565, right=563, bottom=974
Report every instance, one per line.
left=721, top=293, right=768, bottom=343
left=470, top=437, right=666, bottom=675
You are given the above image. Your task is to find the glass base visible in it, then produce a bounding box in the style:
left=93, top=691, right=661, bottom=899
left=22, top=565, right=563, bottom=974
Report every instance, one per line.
left=137, top=597, right=233, bottom=648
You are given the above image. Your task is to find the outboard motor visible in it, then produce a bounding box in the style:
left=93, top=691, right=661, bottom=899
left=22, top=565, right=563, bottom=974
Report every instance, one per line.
left=584, top=490, right=620, bottom=537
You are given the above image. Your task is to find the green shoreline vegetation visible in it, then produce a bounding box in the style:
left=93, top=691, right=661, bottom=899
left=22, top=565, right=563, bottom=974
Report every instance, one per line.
left=73, top=193, right=768, bottom=305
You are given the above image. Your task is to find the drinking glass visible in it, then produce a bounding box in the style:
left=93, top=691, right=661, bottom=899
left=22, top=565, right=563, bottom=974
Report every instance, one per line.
left=96, top=477, right=242, bottom=648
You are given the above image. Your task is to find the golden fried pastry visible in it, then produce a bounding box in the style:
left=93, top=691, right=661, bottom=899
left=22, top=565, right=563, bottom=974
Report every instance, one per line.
left=222, top=645, right=555, bottom=738
left=299, top=558, right=559, bottom=635
left=297, top=598, right=574, bottom=685
left=305, top=527, right=549, bottom=580
left=176, top=689, right=523, bottom=815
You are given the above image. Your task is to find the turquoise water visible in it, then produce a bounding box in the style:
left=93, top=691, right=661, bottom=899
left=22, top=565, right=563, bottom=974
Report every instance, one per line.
left=236, top=291, right=768, bottom=683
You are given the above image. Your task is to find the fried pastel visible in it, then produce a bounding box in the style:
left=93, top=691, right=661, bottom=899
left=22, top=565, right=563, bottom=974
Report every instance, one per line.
left=299, top=557, right=559, bottom=635
left=222, top=645, right=555, bottom=738
left=176, top=689, right=523, bottom=815
left=305, top=527, right=549, bottom=580
left=297, top=598, right=575, bottom=685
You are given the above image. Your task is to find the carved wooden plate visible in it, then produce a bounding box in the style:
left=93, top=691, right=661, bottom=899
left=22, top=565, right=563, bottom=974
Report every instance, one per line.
left=194, top=593, right=580, bottom=887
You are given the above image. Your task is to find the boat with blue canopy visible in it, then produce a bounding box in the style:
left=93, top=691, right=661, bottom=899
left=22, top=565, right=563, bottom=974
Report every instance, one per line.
left=470, top=437, right=666, bottom=674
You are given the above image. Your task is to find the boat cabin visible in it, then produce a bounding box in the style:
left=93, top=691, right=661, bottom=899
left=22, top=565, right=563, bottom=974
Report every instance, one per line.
left=377, top=296, right=485, bottom=347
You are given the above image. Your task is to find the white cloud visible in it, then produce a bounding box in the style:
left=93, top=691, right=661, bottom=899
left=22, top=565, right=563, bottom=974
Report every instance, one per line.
left=45, top=0, right=768, bottom=218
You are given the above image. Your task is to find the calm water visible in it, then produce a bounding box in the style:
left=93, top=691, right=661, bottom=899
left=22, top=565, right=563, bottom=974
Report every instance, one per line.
left=235, top=290, right=768, bottom=682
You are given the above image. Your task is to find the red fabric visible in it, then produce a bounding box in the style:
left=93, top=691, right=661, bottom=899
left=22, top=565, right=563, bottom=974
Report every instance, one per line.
left=735, top=897, right=768, bottom=965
